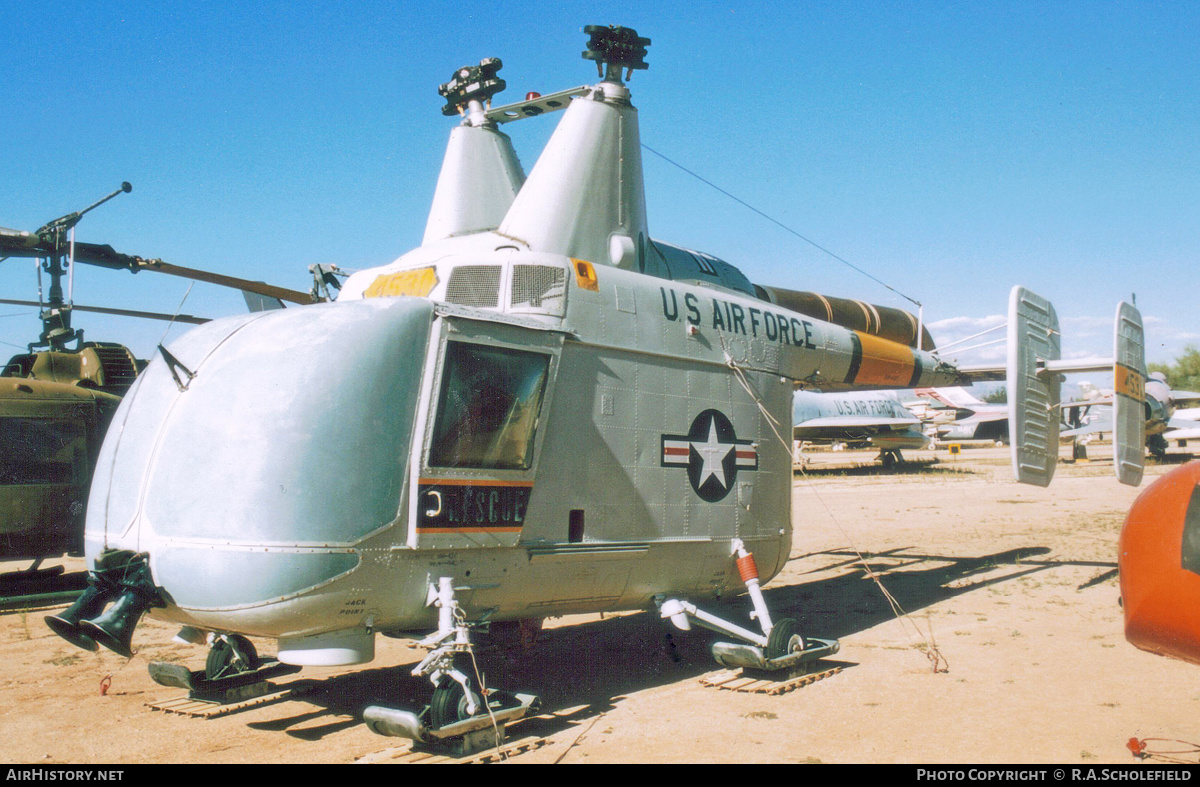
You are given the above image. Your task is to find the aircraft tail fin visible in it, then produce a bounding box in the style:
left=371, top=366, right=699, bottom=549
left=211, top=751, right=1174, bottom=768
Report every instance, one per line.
left=1112, top=301, right=1146, bottom=486
left=1006, top=287, right=1062, bottom=487
left=1004, top=290, right=1146, bottom=487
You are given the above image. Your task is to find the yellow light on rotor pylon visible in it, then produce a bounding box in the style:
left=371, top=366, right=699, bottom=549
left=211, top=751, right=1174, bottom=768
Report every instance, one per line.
left=364, top=267, right=439, bottom=299
left=571, top=259, right=599, bottom=292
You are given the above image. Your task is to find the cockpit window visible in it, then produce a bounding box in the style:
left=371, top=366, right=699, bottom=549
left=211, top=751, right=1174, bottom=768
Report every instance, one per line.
left=429, top=342, right=550, bottom=470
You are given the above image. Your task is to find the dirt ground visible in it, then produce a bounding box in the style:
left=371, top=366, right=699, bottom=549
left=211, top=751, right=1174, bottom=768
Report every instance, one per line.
left=2, top=444, right=1197, bottom=765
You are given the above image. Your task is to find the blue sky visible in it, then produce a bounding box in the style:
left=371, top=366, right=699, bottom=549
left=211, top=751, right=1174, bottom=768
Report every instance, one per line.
left=2, top=1, right=1197, bottom=380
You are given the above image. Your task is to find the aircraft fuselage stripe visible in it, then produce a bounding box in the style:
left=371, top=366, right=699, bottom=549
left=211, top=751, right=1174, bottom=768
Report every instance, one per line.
left=418, top=478, right=534, bottom=487
left=416, top=527, right=524, bottom=534
left=844, top=332, right=864, bottom=385
left=908, top=354, right=923, bottom=388
left=847, top=331, right=918, bottom=388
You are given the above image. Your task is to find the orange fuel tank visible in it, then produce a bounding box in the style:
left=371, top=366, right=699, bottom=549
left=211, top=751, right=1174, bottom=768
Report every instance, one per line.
left=1119, top=460, right=1200, bottom=665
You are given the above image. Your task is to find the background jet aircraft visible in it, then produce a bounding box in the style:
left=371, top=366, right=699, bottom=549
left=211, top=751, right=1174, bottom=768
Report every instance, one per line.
left=912, top=387, right=1009, bottom=443
left=793, top=389, right=929, bottom=466
left=1062, top=372, right=1200, bottom=456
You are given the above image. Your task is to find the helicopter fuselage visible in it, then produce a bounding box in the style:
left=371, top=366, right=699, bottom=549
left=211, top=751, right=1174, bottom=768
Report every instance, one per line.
left=83, top=234, right=961, bottom=665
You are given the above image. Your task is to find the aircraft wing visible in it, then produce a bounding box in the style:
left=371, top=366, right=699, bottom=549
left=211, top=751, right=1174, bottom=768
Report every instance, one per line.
left=954, top=357, right=1117, bottom=383
left=1164, top=403, right=1200, bottom=440
left=1061, top=420, right=1109, bottom=441
left=794, top=415, right=922, bottom=441
left=1058, top=398, right=1112, bottom=439
left=1165, top=426, right=1200, bottom=442
left=1063, top=395, right=1113, bottom=407
left=1172, top=390, right=1200, bottom=408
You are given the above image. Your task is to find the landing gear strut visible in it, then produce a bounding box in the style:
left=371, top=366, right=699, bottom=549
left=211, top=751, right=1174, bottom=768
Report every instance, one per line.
left=363, top=578, right=539, bottom=755
left=657, top=540, right=839, bottom=672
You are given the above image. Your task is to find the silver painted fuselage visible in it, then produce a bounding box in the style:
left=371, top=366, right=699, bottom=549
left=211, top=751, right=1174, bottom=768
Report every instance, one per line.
left=84, top=247, right=964, bottom=660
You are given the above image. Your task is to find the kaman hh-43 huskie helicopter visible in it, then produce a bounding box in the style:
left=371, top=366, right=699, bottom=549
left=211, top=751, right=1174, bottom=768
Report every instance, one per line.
left=45, top=25, right=1149, bottom=750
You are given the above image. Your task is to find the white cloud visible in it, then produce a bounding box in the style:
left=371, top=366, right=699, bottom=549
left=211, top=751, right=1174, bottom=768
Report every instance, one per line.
left=927, top=314, right=1006, bottom=333
left=1141, top=315, right=1200, bottom=343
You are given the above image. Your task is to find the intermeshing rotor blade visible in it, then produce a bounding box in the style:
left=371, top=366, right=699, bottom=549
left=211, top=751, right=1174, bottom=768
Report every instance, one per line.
left=0, top=232, right=315, bottom=306
left=0, top=299, right=209, bottom=325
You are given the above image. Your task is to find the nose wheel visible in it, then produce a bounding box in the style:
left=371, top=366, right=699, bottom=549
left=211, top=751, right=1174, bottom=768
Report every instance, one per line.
left=147, top=632, right=299, bottom=703
left=429, top=674, right=485, bottom=729
left=363, top=578, right=541, bottom=752
left=205, top=634, right=260, bottom=680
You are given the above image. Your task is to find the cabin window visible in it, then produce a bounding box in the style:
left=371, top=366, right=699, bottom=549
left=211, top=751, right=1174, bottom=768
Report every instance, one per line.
left=0, top=418, right=84, bottom=485
left=429, top=342, right=550, bottom=470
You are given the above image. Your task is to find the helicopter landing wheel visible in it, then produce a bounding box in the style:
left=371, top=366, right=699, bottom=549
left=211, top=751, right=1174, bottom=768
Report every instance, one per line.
left=765, top=617, right=804, bottom=661
left=429, top=677, right=485, bottom=730
left=205, top=634, right=260, bottom=681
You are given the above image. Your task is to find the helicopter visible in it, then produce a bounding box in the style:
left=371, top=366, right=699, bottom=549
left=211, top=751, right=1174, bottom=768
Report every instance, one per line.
left=0, top=184, right=319, bottom=577
left=43, top=25, right=1148, bottom=750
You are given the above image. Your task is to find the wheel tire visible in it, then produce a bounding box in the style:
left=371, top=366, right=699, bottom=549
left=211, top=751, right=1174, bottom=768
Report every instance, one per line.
left=765, top=618, right=803, bottom=661
left=429, top=679, right=482, bottom=729
left=205, top=634, right=260, bottom=681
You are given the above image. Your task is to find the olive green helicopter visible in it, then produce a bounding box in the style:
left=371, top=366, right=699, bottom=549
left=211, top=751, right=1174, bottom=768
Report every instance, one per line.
left=0, top=184, right=321, bottom=584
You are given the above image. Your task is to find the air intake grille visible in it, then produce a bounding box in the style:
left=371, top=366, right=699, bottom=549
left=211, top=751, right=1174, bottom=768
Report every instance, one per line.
left=91, top=344, right=139, bottom=394
left=445, top=265, right=502, bottom=308
left=511, top=264, right=566, bottom=313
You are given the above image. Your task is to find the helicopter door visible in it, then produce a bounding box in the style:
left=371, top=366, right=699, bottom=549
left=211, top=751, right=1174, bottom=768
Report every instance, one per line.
left=410, top=321, right=561, bottom=550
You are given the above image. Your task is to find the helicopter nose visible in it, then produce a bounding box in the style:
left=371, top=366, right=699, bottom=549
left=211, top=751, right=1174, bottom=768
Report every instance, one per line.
left=85, top=297, right=435, bottom=609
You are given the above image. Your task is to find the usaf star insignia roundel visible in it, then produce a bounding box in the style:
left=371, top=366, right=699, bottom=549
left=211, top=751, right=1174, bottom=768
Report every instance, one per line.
left=661, top=409, right=758, bottom=502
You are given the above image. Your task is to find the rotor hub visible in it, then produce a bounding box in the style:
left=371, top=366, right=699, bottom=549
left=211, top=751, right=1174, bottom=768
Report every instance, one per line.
left=438, top=58, right=506, bottom=116
left=582, top=24, right=650, bottom=83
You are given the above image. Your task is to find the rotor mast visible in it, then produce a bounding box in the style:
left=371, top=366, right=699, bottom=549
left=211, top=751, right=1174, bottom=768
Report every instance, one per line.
left=423, top=58, right=526, bottom=244
left=30, top=182, right=133, bottom=351
left=496, top=25, right=652, bottom=270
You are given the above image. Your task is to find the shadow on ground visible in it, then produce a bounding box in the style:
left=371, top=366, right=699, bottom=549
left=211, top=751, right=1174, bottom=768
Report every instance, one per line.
left=240, top=543, right=1114, bottom=745
left=794, top=459, right=975, bottom=479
